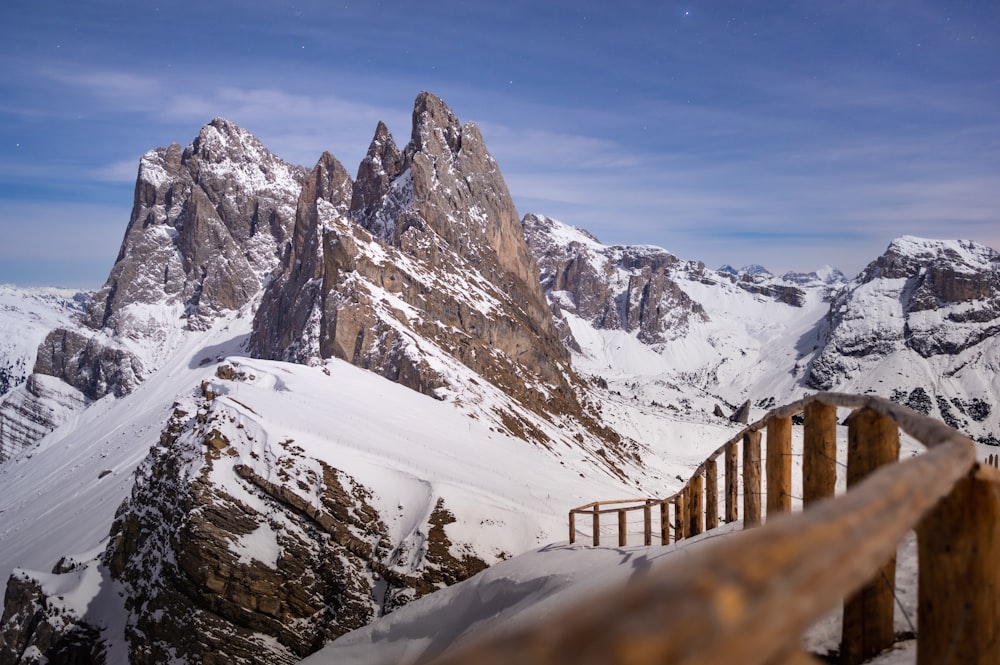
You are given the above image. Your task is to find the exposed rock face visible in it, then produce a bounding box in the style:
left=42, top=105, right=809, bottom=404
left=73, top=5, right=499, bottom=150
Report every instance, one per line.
left=522, top=213, right=709, bottom=344
left=249, top=151, right=353, bottom=363
left=0, top=572, right=104, bottom=665
left=0, top=287, right=89, bottom=400
left=99, top=371, right=488, bottom=664
left=349, top=121, right=403, bottom=228
left=33, top=329, right=143, bottom=401
left=806, top=236, right=1000, bottom=445
left=342, top=93, right=564, bottom=383
left=809, top=236, right=1000, bottom=388
left=733, top=274, right=806, bottom=308
left=0, top=330, right=141, bottom=460
left=87, top=119, right=304, bottom=337
left=730, top=400, right=751, bottom=424
left=0, top=288, right=93, bottom=461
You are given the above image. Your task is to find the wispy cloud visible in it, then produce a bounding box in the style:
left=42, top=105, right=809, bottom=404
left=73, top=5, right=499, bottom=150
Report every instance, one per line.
left=88, top=159, right=142, bottom=183
left=41, top=68, right=161, bottom=109
left=29, top=64, right=413, bottom=168
left=0, top=201, right=127, bottom=262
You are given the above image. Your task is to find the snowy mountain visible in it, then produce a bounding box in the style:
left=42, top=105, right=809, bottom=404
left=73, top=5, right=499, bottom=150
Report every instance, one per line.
left=522, top=213, right=842, bottom=417
left=0, top=286, right=88, bottom=399
left=781, top=265, right=846, bottom=286
left=0, top=92, right=997, bottom=664
left=718, top=263, right=773, bottom=278
left=523, top=217, right=999, bottom=445
left=0, top=119, right=305, bottom=463
left=0, top=286, right=90, bottom=459
left=807, top=235, right=1000, bottom=444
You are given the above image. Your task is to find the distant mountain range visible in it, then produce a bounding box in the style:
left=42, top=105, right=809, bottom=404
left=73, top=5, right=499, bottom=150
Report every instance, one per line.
left=0, top=92, right=997, bottom=664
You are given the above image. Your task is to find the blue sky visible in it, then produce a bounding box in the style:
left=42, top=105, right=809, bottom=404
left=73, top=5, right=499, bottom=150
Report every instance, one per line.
left=1, top=0, right=997, bottom=287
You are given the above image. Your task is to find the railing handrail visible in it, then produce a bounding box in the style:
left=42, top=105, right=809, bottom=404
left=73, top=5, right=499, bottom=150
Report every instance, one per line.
left=679, top=391, right=972, bottom=499
left=420, top=391, right=998, bottom=665
left=569, top=497, right=665, bottom=513
left=576, top=391, right=976, bottom=523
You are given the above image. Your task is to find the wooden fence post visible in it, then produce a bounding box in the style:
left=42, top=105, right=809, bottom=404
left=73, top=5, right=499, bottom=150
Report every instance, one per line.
left=726, top=441, right=739, bottom=523
left=643, top=502, right=652, bottom=546
left=766, top=416, right=793, bottom=517
left=689, top=473, right=704, bottom=536
left=569, top=511, right=576, bottom=545
left=916, top=469, right=1000, bottom=665
left=618, top=509, right=627, bottom=547
left=841, top=407, right=900, bottom=665
left=675, top=492, right=688, bottom=540
left=803, top=401, right=838, bottom=506
left=592, top=504, right=600, bottom=546
left=743, top=430, right=762, bottom=528
left=706, top=458, right=719, bottom=530
left=660, top=501, right=670, bottom=545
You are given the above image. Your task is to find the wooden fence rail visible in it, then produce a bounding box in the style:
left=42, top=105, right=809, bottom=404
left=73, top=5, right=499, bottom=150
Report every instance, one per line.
left=427, top=391, right=999, bottom=665
left=569, top=498, right=673, bottom=547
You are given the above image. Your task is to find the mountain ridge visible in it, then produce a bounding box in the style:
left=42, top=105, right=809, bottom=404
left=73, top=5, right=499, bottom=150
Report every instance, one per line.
left=0, top=92, right=997, bottom=664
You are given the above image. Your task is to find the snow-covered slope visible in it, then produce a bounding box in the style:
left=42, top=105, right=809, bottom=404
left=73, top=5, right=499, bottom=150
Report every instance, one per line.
left=525, top=218, right=1000, bottom=445
left=0, top=307, right=252, bottom=585
left=0, top=298, right=690, bottom=662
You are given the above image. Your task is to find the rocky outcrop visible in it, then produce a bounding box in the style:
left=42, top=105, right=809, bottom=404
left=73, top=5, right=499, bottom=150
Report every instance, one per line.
left=730, top=400, right=751, bottom=424
left=522, top=213, right=708, bottom=344
left=734, top=275, right=806, bottom=307
left=33, top=329, right=142, bottom=401
left=0, top=287, right=89, bottom=400
left=0, top=375, right=89, bottom=462
left=249, top=151, right=353, bottom=363
left=0, top=572, right=104, bottom=665
left=96, top=372, right=488, bottom=665
left=349, top=121, right=403, bottom=229
left=341, top=93, right=564, bottom=381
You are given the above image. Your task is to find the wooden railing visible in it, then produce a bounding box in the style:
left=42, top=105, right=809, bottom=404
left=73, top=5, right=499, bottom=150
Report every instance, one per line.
left=568, top=498, right=671, bottom=547
left=424, top=391, right=1000, bottom=665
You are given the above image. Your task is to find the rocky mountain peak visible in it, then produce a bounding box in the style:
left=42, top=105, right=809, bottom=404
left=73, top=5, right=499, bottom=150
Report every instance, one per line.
left=864, top=235, right=999, bottom=284
left=86, top=118, right=305, bottom=339
left=718, top=264, right=773, bottom=279
left=189, top=117, right=255, bottom=159
left=349, top=121, right=403, bottom=227
left=781, top=266, right=846, bottom=287
left=523, top=213, right=709, bottom=344
left=249, top=151, right=353, bottom=363
left=411, top=90, right=463, bottom=155
left=0, top=120, right=307, bottom=459
left=347, top=93, right=552, bottom=333
left=250, top=94, right=623, bottom=456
